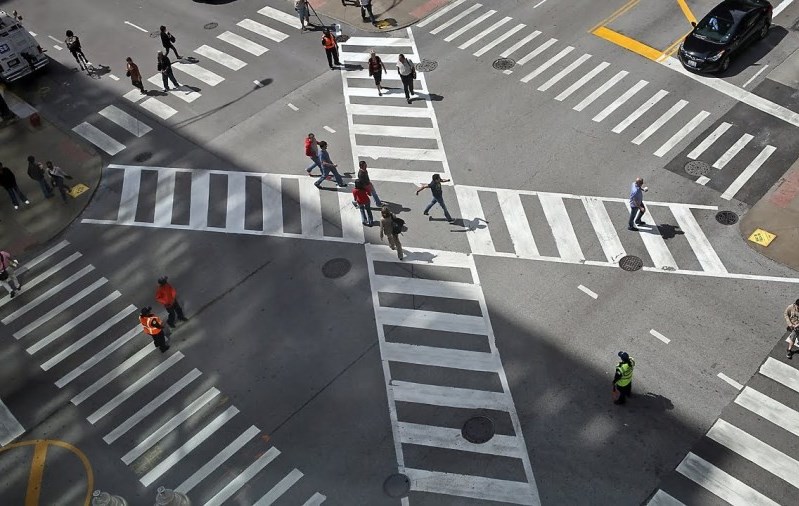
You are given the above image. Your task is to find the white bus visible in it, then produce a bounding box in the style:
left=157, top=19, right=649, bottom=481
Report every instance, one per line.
left=0, top=10, right=48, bottom=82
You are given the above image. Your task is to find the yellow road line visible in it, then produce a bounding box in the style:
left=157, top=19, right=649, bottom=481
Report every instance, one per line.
left=25, top=441, right=48, bottom=506
left=676, top=0, right=697, bottom=24
left=660, top=29, right=693, bottom=61
left=592, top=26, right=664, bottom=61
left=589, top=0, right=640, bottom=34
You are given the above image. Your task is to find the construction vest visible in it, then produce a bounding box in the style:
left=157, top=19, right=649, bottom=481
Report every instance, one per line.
left=139, top=315, right=162, bottom=335
left=322, top=35, right=336, bottom=49
left=615, top=358, right=635, bottom=387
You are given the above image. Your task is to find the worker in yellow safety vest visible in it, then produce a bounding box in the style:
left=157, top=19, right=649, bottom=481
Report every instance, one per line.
left=613, top=351, right=635, bottom=405
left=139, top=306, right=170, bottom=353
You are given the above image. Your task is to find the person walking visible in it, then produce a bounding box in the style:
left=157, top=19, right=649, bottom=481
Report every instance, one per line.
left=353, top=181, right=374, bottom=226
left=360, top=0, right=376, bottom=24
left=160, top=26, right=181, bottom=59
left=45, top=161, right=72, bottom=203
left=612, top=351, right=635, bottom=404
left=157, top=51, right=180, bottom=92
left=126, top=57, right=146, bottom=94
left=295, top=0, right=310, bottom=30
left=64, top=30, right=88, bottom=70
left=139, top=307, right=170, bottom=353
left=785, top=299, right=799, bottom=359
left=379, top=207, right=404, bottom=259
left=397, top=54, right=416, bottom=104
left=314, top=141, right=346, bottom=188
left=305, top=133, right=323, bottom=176
left=416, top=173, right=453, bottom=222
left=322, top=29, right=340, bottom=69
left=155, top=276, right=188, bottom=328
left=628, top=177, right=648, bottom=231
left=358, top=161, right=382, bottom=207
left=0, top=163, right=29, bottom=210
left=27, top=155, right=53, bottom=199
left=368, top=50, right=387, bottom=96
left=0, top=250, right=21, bottom=299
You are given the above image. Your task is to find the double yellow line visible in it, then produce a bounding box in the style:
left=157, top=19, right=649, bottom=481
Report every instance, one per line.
left=589, top=0, right=640, bottom=34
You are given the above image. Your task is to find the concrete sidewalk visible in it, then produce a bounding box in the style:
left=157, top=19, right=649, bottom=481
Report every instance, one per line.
left=308, top=0, right=454, bottom=32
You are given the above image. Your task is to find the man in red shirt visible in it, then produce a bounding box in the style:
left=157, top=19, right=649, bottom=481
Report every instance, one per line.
left=155, top=277, right=188, bottom=328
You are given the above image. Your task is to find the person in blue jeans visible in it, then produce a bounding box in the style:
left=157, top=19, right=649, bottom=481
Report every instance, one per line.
left=628, top=177, right=647, bottom=231
left=417, top=173, right=453, bottom=222
left=314, top=141, right=347, bottom=188
left=353, top=181, right=374, bottom=226
left=358, top=161, right=382, bottom=207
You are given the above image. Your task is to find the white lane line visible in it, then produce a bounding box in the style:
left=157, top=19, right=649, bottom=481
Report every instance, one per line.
left=72, top=122, right=125, bottom=155
left=140, top=406, right=239, bottom=486
left=175, top=425, right=260, bottom=494
left=226, top=172, right=247, bottom=233
left=153, top=170, right=176, bottom=227
left=194, top=45, right=247, bottom=70
left=743, top=64, right=768, bottom=88
left=104, top=368, right=202, bottom=443
left=372, top=275, right=480, bottom=300
left=257, top=5, right=303, bottom=29
left=391, top=381, right=508, bottom=411
left=1, top=252, right=80, bottom=309
left=298, top=179, right=323, bottom=237
left=98, top=105, right=151, bottom=137
left=190, top=170, right=210, bottom=230
left=578, top=285, right=598, bottom=299
left=612, top=89, right=668, bottom=133
left=670, top=205, right=727, bottom=273
left=0, top=398, right=25, bottom=446
left=654, top=110, right=711, bottom=157
left=109, top=74, right=119, bottom=81
left=516, top=37, right=558, bottom=67
left=452, top=186, right=496, bottom=255
left=760, top=357, right=799, bottom=394
left=237, top=18, right=289, bottom=43
left=499, top=31, right=541, bottom=58
left=696, top=176, right=711, bottom=185
left=736, top=386, right=799, bottom=437
left=539, top=194, right=584, bottom=262
left=713, top=133, right=754, bottom=169
left=444, top=10, right=496, bottom=43
left=350, top=124, right=436, bottom=138
left=497, top=189, right=539, bottom=258
left=717, top=372, right=743, bottom=390
left=556, top=61, right=610, bottom=102
left=14, top=278, right=107, bottom=339
left=287, top=103, right=299, bottom=111
left=632, top=99, right=688, bottom=144
left=217, top=31, right=268, bottom=56
left=417, top=0, right=469, bottom=26
left=252, top=469, right=304, bottom=506
left=173, top=61, right=224, bottom=86
left=71, top=341, right=155, bottom=405
left=573, top=70, right=628, bottom=111
left=55, top=325, right=140, bottom=388
left=534, top=0, right=548, bottom=6
left=121, top=388, right=220, bottom=465
left=138, top=98, right=177, bottom=120
left=3, top=264, right=94, bottom=324
left=398, top=421, right=523, bottom=458
left=775, top=0, right=796, bottom=16
left=404, top=468, right=535, bottom=506
left=538, top=53, right=591, bottom=91
left=721, top=145, right=776, bottom=200
left=16, top=240, right=69, bottom=275
left=383, top=341, right=500, bottom=372
left=676, top=452, right=779, bottom=506
left=582, top=196, right=626, bottom=263
left=28, top=31, right=37, bottom=37
left=204, top=447, right=281, bottom=506
left=262, top=174, right=283, bottom=235
left=378, top=307, right=485, bottom=335
left=302, top=493, right=327, bottom=506
left=473, top=23, right=525, bottom=57
left=459, top=16, right=511, bottom=50
left=688, top=122, right=733, bottom=159
left=124, top=21, right=148, bottom=32
left=47, top=35, right=60, bottom=44
left=323, top=125, right=336, bottom=133
left=648, top=489, right=687, bottom=505
left=520, top=45, right=574, bottom=83
left=649, top=329, right=670, bottom=344
left=26, top=292, right=120, bottom=354
left=429, top=3, right=483, bottom=35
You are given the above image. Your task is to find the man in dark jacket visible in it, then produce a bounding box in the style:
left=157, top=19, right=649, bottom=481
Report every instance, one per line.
left=27, top=155, right=52, bottom=198
left=157, top=51, right=180, bottom=92
left=159, top=26, right=181, bottom=59
left=0, top=163, right=29, bottom=209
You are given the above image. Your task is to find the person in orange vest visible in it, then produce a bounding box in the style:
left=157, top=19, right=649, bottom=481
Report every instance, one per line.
left=322, top=28, right=340, bottom=69
left=155, top=276, right=188, bottom=328
left=140, top=306, right=170, bottom=353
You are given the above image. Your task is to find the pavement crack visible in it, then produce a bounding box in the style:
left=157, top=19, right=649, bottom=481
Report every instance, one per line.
left=189, top=259, right=273, bottom=319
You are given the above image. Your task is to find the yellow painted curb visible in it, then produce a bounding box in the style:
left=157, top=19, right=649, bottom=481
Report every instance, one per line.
left=592, top=26, right=664, bottom=61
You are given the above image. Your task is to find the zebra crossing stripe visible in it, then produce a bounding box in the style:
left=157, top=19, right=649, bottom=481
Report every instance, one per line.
left=302, top=493, right=327, bottom=506
left=99, top=105, right=152, bottom=137
left=261, top=174, right=283, bottom=235
left=237, top=18, right=289, bottom=43
left=612, top=89, right=668, bottom=133
left=520, top=45, right=573, bottom=83
left=14, top=278, right=108, bottom=340
left=676, top=453, right=779, bottom=506
left=190, top=170, right=211, bottom=229
left=736, top=387, right=799, bottom=437
left=217, top=31, right=268, bottom=56
left=392, top=381, right=508, bottom=410
left=3, top=265, right=94, bottom=324
left=499, top=30, right=541, bottom=58
left=632, top=99, right=688, bottom=145
left=474, top=22, right=525, bottom=56
left=154, top=170, right=176, bottom=227
left=453, top=186, right=496, bottom=255
left=539, top=194, right=584, bottom=262
left=713, top=133, right=754, bottom=169
left=175, top=425, right=260, bottom=494
left=654, top=110, right=710, bottom=157
left=194, top=45, right=247, bottom=70
left=573, top=70, right=628, bottom=112
left=73, top=122, right=125, bottom=155
left=417, top=0, right=469, bottom=27
left=670, top=205, right=727, bottom=273
left=351, top=124, right=437, bottom=139
left=298, top=179, right=324, bottom=237
left=383, top=342, right=500, bottom=372
left=257, top=5, right=303, bottom=29
left=252, top=469, right=304, bottom=506
left=204, top=447, right=281, bottom=506
left=146, top=76, right=202, bottom=102
left=556, top=61, right=611, bottom=101
left=1, top=253, right=81, bottom=310
left=372, top=275, right=481, bottom=300
left=497, top=189, right=539, bottom=258
left=55, top=324, right=140, bottom=388
left=340, top=36, right=412, bottom=47
left=759, top=357, right=799, bottom=393
left=445, top=10, right=497, bottom=42
left=429, top=3, right=482, bottom=35
left=629, top=206, right=679, bottom=271
left=721, top=145, right=776, bottom=201
left=138, top=98, right=178, bottom=120
left=538, top=53, right=591, bottom=91
left=173, top=61, right=224, bottom=86
left=340, top=51, right=419, bottom=63
left=592, top=79, right=647, bottom=121
left=378, top=307, right=486, bottom=335
left=688, top=122, right=732, bottom=159
left=118, top=166, right=141, bottom=224
left=71, top=341, right=155, bottom=405
left=648, top=490, right=686, bottom=506
left=348, top=104, right=433, bottom=118
left=16, top=240, right=69, bottom=275
left=356, top=145, right=445, bottom=161
left=404, top=468, right=537, bottom=506
left=581, top=196, right=626, bottom=263
left=459, top=16, right=512, bottom=49
left=397, top=421, right=523, bottom=457
left=226, top=173, right=248, bottom=233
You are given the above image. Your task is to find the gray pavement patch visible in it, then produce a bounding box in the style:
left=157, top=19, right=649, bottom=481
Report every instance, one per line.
left=461, top=416, right=494, bottom=444
left=322, top=258, right=352, bottom=278
left=619, top=255, right=644, bottom=272
left=715, top=211, right=739, bottom=225
left=684, top=160, right=711, bottom=177
left=383, top=473, right=410, bottom=498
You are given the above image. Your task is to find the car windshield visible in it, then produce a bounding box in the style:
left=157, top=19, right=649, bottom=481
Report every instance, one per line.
left=694, top=13, right=736, bottom=42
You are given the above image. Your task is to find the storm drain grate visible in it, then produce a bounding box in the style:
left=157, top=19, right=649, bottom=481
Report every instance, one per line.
left=204, top=22, right=219, bottom=30
left=416, top=59, right=438, bottom=72
left=322, top=258, right=351, bottom=279
left=462, top=416, right=494, bottom=444
left=685, top=160, right=711, bottom=177
left=715, top=210, right=739, bottom=225
left=383, top=474, right=410, bottom=497
left=492, top=58, right=515, bottom=70
left=619, top=255, right=644, bottom=272
left=134, top=152, right=152, bottom=163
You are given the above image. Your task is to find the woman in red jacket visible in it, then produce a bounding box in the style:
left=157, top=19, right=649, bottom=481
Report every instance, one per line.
left=352, top=181, right=374, bottom=226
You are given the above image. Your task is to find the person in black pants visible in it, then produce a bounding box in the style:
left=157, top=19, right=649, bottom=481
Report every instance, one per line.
left=157, top=51, right=180, bottom=91
left=360, top=0, right=376, bottom=24
left=397, top=54, right=416, bottom=104
left=160, top=26, right=181, bottom=59
left=322, top=29, right=340, bottom=69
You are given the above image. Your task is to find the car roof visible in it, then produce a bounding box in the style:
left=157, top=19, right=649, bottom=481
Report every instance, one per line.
left=719, top=0, right=768, bottom=14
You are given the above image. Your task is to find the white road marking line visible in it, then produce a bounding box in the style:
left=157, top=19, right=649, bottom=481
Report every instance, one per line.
left=736, top=386, right=799, bottom=437
left=124, top=21, right=148, bottom=33
left=0, top=399, right=25, bottom=446
left=383, top=342, right=499, bottom=371
left=654, top=110, right=710, bottom=157
left=696, top=176, right=711, bottom=185
left=302, top=493, right=327, bottom=506
left=340, top=37, right=412, bottom=47
left=348, top=103, right=432, bottom=117
left=175, top=425, right=260, bottom=494
left=366, top=168, right=442, bottom=184
left=378, top=307, right=486, bottom=335
left=340, top=51, right=420, bottom=63
left=459, top=16, right=511, bottom=49
left=299, top=179, right=324, bottom=237
left=582, top=196, right=626, bottom=263
left=521, top=45, right=573, bottom=83
left=742, top=64, right=768, bottom=88
left=257, top=5, right=303, bottom=29
left=55, top=325, right=140, bottom=388
left=28, top=31, right=37, bottom=37
left=453, top=186, right=496, bottom=255
left=516, top=37, right=557, bottom=66
left=573, top=70, right=628, bottom=111
left=649, top=329, right=670, bottom=344
left=775, top=0, right=795, bottom=16
left=721, top=145, right=776, bottom=200
left=556, top=61, right=611, bottom=101
left=392, top=381, right=508, bottom=410
left=109, top=74, right=119, bottom=81
left=373, top=275, right=480, bottom=299
left=337, top=192, right=365, bottom=243
left=350, top=124, right=435, bottom=138
left=670, top=205, right=727, bottom=273
left=398, top=421, right=522, bottom=457
left=677, top=452, right=779, bottom=506
left=612, top=89, right=668, bottom=133
left=713, top=133, right=754, bottom=169
left=366, top=243, right=472, bottom=268
left=357, top=145, right=443, bottom=161
left=138, top=98, right=177, bottom=120
left=497, top=189, right=539, bottom=258
left=538, top=53, right=591, bottom=91
left=473, top=23, right=525, bottom=57
left=52, top=44, right=63, bottom=51
left=287, top=103, right=299, bottom=111
left=717, top=372, right=743, bottom=390
left=253, top=80, right=264, bottom=87
left=173, top=61, right=224, bottom=86
left=648, top=490, right=686, bottom=506
left=121, top=387, right=220, bottom=465
left=146, top=75, right=201, bottom=102
left=429, top=3, right=483, bottom=35
left=217, top=31, right=268, bottom=56
left=237, top=18, right=289, bottom=43
left=117, top=165, right=142, bottom=224
left=226, top=173, right=247, bottom=233
left=417, top=0, right=469, bottom=27
left=262, top=174, right=283, bottom=235
left=578, top=285, right=598, bottom=299
left=499, top=31, right=541, bottom=58
left=445, top=10, right=496, bottom=42
left=539, top=194, right=584, bottom=262
left=631, top=206, right=679, bottom=270
left=204, top=447, right=281, bottom=506
left=99, top=105, right=151, bottom=137
left=47, top=35, right=60, bottom=44
left=1, top=252, right=80, bottom=309
left=72, top=122, right=125, bottom=155
left=26, top=292, right=120, bottom=354
left=534, top=0, right=548, bottom=6
left=688, top=122, right=733, bottom=159
left=404, top=468, right=536, bottom=506
left=153, top=170, right=176, bottom=227
left=71, top=341, right=154, bottom=405
left=632, top=99, right=688, bottom=145
left=253, top=469, right=304, bottom=506
left=190, top=170, right=211, bottom=230
left=16, top=240, right=69, bottom=275
left=123, top=89, right=146, bottom=103
left=760, top=357, right=799, bottom=393
left=3, top=264, right=94, bottom=324
left=14, top=278, right=107, bottom=340
left=194, top=45, right=247, bottom=70
left=503, top=69, right=513, bottom=74
left=323, top=125, right=336, bottom=133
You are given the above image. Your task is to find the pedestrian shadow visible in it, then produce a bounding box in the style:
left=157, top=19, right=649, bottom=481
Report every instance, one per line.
left=401, top=250, right=440, bottom=264
left=450, top=217, right=489, bottom=232
left=382, top=202, right=410, bottom=214
left=627, top=392, right=675, bottom=412
left=340, top=63, right=364, bottom=72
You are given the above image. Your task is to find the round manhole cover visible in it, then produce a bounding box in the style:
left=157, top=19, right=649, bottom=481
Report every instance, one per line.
left=149, top=32, right=159, bottom=39
left=383, top=473, right=410, bottom=498
left=322, top=258, right=351, bottom=279
left=619, top=255, right=644, bottom=272
left=134, top=152, right=153, bottom=163
left=715, top=210, right=739, bottom=225
left=336, top=34, right=350, bottom=43
left=493, top=58, right=515, bottom=70
left=462, top=416, right=494, bottom=444
left=204, top=22, right=219, bottom=30
left=416, top=59, right=438, bottom=72
left=685, top=160, right=711, bottom=177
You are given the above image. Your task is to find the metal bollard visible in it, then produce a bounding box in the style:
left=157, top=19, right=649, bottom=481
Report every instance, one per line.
left=155, top=486, right=190, bottom=506
left=91, top=490, right=128, bottom=506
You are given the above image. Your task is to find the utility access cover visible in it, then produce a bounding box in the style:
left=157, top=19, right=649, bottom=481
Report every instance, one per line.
left=715, top=211, right=739, bottom=225
left=685, top=160, right=711, bottom=177
left=493, top=58, right=515, bottom=70
left=619, top=255, right=644, bottom=272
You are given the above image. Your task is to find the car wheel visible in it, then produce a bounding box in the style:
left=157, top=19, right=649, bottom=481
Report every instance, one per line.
left=720, top=56, right=730, bottom=72
left=759, top=21, right=770, bottom=40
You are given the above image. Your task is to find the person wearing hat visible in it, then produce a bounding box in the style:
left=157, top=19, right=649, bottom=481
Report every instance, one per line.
left=155, top=276, right=188, bottom=328
left=139, top=307, right=169, bottom=353
left=613, top=351, right=635, bottom=405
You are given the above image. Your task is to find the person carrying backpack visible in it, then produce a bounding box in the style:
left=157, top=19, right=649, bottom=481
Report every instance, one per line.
left=379, top=206, right=403, bottom=260
left=65, top=30, right=88, bottom=70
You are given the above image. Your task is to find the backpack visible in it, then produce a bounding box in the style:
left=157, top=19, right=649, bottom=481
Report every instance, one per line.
left=65, top=36, right=79, bottom=51
left=391, top=216, right=405, bottom=235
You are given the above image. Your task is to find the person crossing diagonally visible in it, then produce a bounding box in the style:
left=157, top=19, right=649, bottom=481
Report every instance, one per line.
left=139, top=307, right=170, bottom=353
left=613, top=352, right=635, bottom=405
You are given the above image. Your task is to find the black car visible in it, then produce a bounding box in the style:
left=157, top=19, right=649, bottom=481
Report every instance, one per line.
left=678, top=0, right=772, bottom=73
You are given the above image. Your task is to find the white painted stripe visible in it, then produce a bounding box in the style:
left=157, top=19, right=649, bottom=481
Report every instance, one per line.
left=323, top=125, right=336, bottom=133
left=696, top=175, right=711, bottom=185
left=190, top=170, right=210, bottom=230
left=717, top=372, right=743, bottom=390
left=124, top=21, right=148, bottom=33
left=341, top=37, right=412, bottom=47
left=0, top=398, right=25, bottom=446
left=302, top=493, right=326, bottom=506
left=28, top=31, right=37, bottom=37
left=392, top=381, right=507, bottom=410
left=736, top=386, right=799, bottom=438
left=499, top=31, right=541, bottom=58
left=632, top=99, right=688, bottom=145
left=372, top=275, right=480, bottom=299
left=337, top=192, right=364, bottom=243
left=497, top=189, right=539, bottom=258
left=3, top=264, right=94, bottom=324
left=153, top=170, right=176, bottom=227
left=539, top=194, right=584, bottom=262
left=238, top=18, right=289, bottom=43
left=258, top=5, right=303, bottom=29
left=16, top=240, right=69, bottom=275
left=1, top=252, right=80, bottom=310
left=556, top=61, right=611, bottom=102
left=217, top=31, right=268, bottom=56
left=140, top=406, right=239, bottom=486
left=578, top=285, right=598, bottom=299
left=226, top=172, right=247, bottom=233
left=453, top=186, right=496, bottom=256
left=56, top=325, right=140, bottom=388
left=582, top=197, right=626, bottom=263
left=109, top=74, right=120, bottom=81
left=648, top=490, right=686, bottom=506
left=632, top=207, right=679, bottom=270
left=26, top=292, right=120, bottom=354
left=654, top=110, right=711, bottom=157
left=117, top=166, right=141, bottom=224
left=378, top=307, right=485, bottom=335
left=72, top=122, right=125, bottom=155
left=445, top=10, right=496, bottom=42
left=417, top=0, right=468, bottom=27
left=713, top=133, right=753, bottom=169
left=743, top=64, right=768, bottom=88
left=404, top=468, right=535, bottom=505
left=592, top=79, right=648, bottom=121
left=253, top=469, right=304, bottom=506
left=365, top=243, right=470, bottom=268
left=459, top=16, right=511, bottom=49
left=760, top=357, right=799, bottom=394
left=775, top=0, right=796, bottom=16
left=670, top=205, right=726, bottom=273
left=340, top=52, right=420, bottom=63
left=342, top=69, right=404, bottom=81
left=299, top=179, right=324, bottom=237
left=138, top=98, right=177, bottom=120
left=37, top=304, right=135, bottom=365
left=721, top=145, right=776, bottom=200
left=612, top=89, right=669, bottom=133
left=538, top=53, right=591, bottom=91
left=14, top=278, right=107, bottom=340
left=348, top=103, right=432, bottom=117
left=262, top=174, right=283, bottom=235
left=98, top=105, right=151, bottom=137
left=173, top=61, right=224, bottom=86
left=121, top=388, right=220, bottom=465
left=71, top=341, right=155, bottom=405
left=104, top=368, right=201, bottom=443
left=194, top=45, right=247, bottom=70
left=398, top=421, right=522, bottom=457
left=383, top=341, right=499, bottom=372
left=367, top=168, right=446, bottom=184
left=175, top=425, right=260, bottom=494
left=516, top=37, right=558, bottom=67
left=356, top=145, right=443, bottom=161
left=574, top=70, right=628, bottom=112
left=87, top=352, right=183, bottom=424
left=520, top=45, right=570, bottom=83
left=688, top=122, right=733, bottom=159
left=351, top=123, right=436, bottom=139
left=649, top=329, right=670, bottom=344
left=287, top=103, right=299, bottom=111
left=146, top=75, right=201, bottom=102
left=429, top=4, right=483, bottom=35
left=676, top=452, right=779, bottom=506
left=473, top=23, right=525, bottom=57
left=204, top=447, right=281, bottom=506
left=47, top=35, right=60, bottom=44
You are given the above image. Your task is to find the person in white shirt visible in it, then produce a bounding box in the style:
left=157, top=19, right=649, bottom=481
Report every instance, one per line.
left=397, top=54, right=415, bottom=104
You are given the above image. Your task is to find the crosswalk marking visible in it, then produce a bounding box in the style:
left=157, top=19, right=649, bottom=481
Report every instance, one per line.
left=497, top=189, right=539, bottom=257
left=417, top=0, right=469, bottom=27
left=573, top=70, right=628, bottom=112
left=721, top=145, right=776, bottom=200
left=237, top=18, right=289, bottom=43
left=14, top=278, right=107, bottom=339
left=473, top=23, right=525, bottom=56
left=340, top=51, right=418, bottom=63
left=71, top=342, right=155, bottom=405
left=392, top=381, right=508, bottom=410
left=612, top=89, right=669, bottom=133
left=378, top=307, right=486, bottom=335
left=445, top=9, right=496, bottom=42
left=368, top=244, right=471, bottom=268
left=539, top=194, right=584, bottom=262
left=458, top=16, right=512, bottom=49
left=2, top=265, right=94, bottom=324
left=118, top=166, right=141, bottom=224
left=398, top=421, right=522, bottom=457
left=538, top=53, right=591, bottom=91
left=257, top=5, right=303, bottom=29
left=298, top=178, right=323, bottom=237
left=654, top=110, right=710, bottom=157
left=372, top=275, right=481, bottom=300
left=98, top=105, right=152, bottom=137
left=253, top=469, right=304, bottom=506
left=648, top=490, right=686, bottom=506
left=146, top=76, right=202, bottom=102
left=454, top=186, right=495, bottom=255
left=261, top=174, right=283, bottom=235
left=204, top=447, right=281, bottom=506
left=123, top=88, right=146, bottom=103
left=348, top=103, right=432, bottom=118
left=55, top=324, right=140, bottom=388
left=520, top=45, right=573, bottom=83
left=350, top=124, right=437, bottom=139
left=688, top=121, right=732, bottom=159
left=500, top=31, right=541, bottom=58
left=15, top=240, right=69, bottom=276
left=516, top=37, right=558, bottom=67
left=138, top=97, right=178, bottom=120
left=194, top=45, right=247, bottom=70
left=302, top=493, right=327, bottom=506
left=713, top=133, right=753, bottom=169
left=404, top=468, right=536, bottom=506
left=555, top=61, right=610, bottom=101
left=676, top=453, right=779, bottom=506
left=430, top=3, right=483, bottom=35
left=154, top=170, right=176, bottom=227
left=190, top=170, right=211, bottom=229
left=760, top=357, right=799, bottom=393
left=632, top=99, right=688, bottom=145
left=383, top=342, right=499, bottom=371
left=73, top=122, right=125, bottom=155
left=592, top=79, right=647, bottom=122
left=217, top=31, right=268, bottom=56
left=670, top=205, right=727, bottom=273
left=226, top=173, right=247, bottom=233
left=173, top=61, right=224, bottom=86
left=356, top=145, right=444, bottom=161
left=735, top=386, right=799, bottom=437
left=175, top=425, right=260, bottom=494
left=630, top=207, right=679, bottom=271
left=341, top=36, right=411, bottom=47
left=581, top=197, right=626, bottom=263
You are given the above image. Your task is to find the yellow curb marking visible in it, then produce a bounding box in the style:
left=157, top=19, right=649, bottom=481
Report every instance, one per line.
left=592, top=26, right=664, bottom=61
left=676, top=0, right=698, bottom=24
left=68, top=183, right=90, bottom=198
left=748, top=228, right=777, bottom=247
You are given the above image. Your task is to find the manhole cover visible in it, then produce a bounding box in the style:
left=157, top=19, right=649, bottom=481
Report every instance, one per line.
left=204, top=22, right=218, bottom=30
left=322, top=258, right=351, bottom=279
left=462, top=416, right=494, bottom=444
left=685, top=160, right=711, bottom=177
left=134, top=152, right=153, bottom=163
left=715, top=210, right=739, bottom=225
left=493, top=58, right=515, bottom=70
left=336, top=34, right=350, bottom=43
left=416, top=59, right=437, bottom=72
left=149, top=32, right=159, bottom=38
left=619, top=255, right=644, bottom=272
left=383, top=474, right=410, bottom=498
